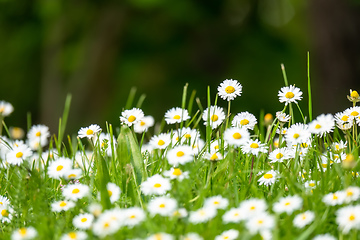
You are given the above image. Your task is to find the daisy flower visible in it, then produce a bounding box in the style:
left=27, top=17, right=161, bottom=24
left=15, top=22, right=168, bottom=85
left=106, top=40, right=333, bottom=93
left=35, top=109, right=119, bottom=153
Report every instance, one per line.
left=258, top=170, right=279, bottom=186
left=202, top=106, right=225, bottom=129
left=322, top=191, right=346, bottom=206
left=210, top=139, right=228, bottom=153
left=241, top=139, right=268, bottom=156
left=0, top=101, right=14, bottom=117
left=273, top=195, right=303, bottom=215
left=268, top=148, right=292, bottom=163
left=188, top=207, right=217, bottom=224
left=336, top=205, right=360, bottom=234
left=172, top=127, right=200, bottom=144
left=73, top=213, right=94, bottom=230
left=304, top=180, right=317, bottom=191
left=214, top=229, right=239, bottom=240
left=165, top=107, right=190, bottom=124
left=120, top=108, right=144, bottom=126
left=180, top=233, right=203, bottom=240
left=204, top=195, right=229, bottom=210
left=278, top=85, right=303, bottom=105
left=285, top=123, right=311, bottom=145
left=0, top=196, right=10, bottom=207
left=239, top=198, right=267, bottom=218
left=6, top=144, right=32, bottom=166
left=245, top=212, right=275, bottom=234
left=88, top=203, right=102, bottom=217
left=74, top=151, right=94, bottom=171
left=163, top=167, right=189, bottom=181
left=293, top=211, right=315, bottom=228
left=222, top=207, right=246, bottom=223
left=11, top=226, right=37, bottom=240
left=276, top=111, right=291, bottom=123
left=312, top=234, right=337, bottom=240
left=172, top=208, right=188, bottom=218
left=27, top=124, right=50, bottom=141
left=105, top=182, right=121, bottom=203
left=51, top=200, right=75, bottom=212
left=308, top=114, right=335, bottom=137
left=122, top=207, right=146, bottom=228
left=95, top=133, right=117, bottom=157
left=344, top=186, right=360, bottom=203
left=0, top=204, right=13, bottom=223
left=203, top=152, right=224, bottom=161
left=147, top=233, right=174, bottom=240
left=345, top=106, right=360, bottom=120
left=231, top=111, right=257, bottom=130
left=224, top=127, right=250, bottom=147
left=134, top=115, right=155, bottom=133
left=78, top=124, right=101, bottom=139
left=60, top=231, right=87, bottom=240
left=63, top=168, right=82, bottom=181
left=140, top=174, right=171, bottom=195
left=147, top=196, right=178, bottom=217
left=149, top=133, right=171, bottom=150
left=191, top=138, right=205, bottom=155
left=47, top=157, right=73, bottom=180
left=332, top=140, right=347, bottom=153
left=166, top=145, right=194, bottom=166
left=92, top=210, right=123, bottom=238
left=62, top=183, right=90, bottom=201
left=217, top=79, right=242, bottom=101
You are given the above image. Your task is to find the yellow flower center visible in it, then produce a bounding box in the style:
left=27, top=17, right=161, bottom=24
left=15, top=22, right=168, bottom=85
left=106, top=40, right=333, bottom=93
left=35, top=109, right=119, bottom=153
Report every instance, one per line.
left=81, top=218, right=87, bottom=222
left=332, top=194, right=338, bottom=200
left=315, top=124, right=322, bottom=129
left=233, top=133, right=241, bottom=139
left=154, top=183, right=162, bottom=188
left=60, top=201, right=67, bottom=207
left=0, top=107, right=4, bottom=113
left=16, top=152, right=23, bottom=158
left=68, top=174, right=76, bottom=178
left=276, top=153, right=283, bottom=159
left=234, top=213, right=239, bottom=216
left=158, top=140, right=165, bottom=146
left=214, top=145, right=219, bottom=149
left=301, top=143, right=308, bottom=148
left=347, top=190, right=353, bottom=196
left=130, top=215, right=136, bottom=219
left=19, top=228, right=27, bottom=236
left=240, top=119, right=249, bottom=126
left=1, top=209, right=8, bottom=217
left=341, top=115, right=349, bottom=121
left=128, top=115, right=136, bottom=122
left=258, top=220, right=263, bottom=224
left=173, top=115, right=181, bottom=120
left=309, top=183, right=315, bottom=187
left=250, top=143, right=259, bottom=148
left=184, top=134, right=191, bottom=138
left=72, top=188, right=80, bottom=194
left=35, top=131, right=41, bottom=137
left=86, top=129, right=94, bottom=135
left=68, top=232, right=77, bottom=239
left=302, top=214, right=307, bottom=220
left=285, top=92, right=294, bottom=99
left=176, top=151, right=185, bottom=157
left=104, top=222, right=110, bottom=228
left=173, top=168, right=182, bottom=176
left=264, top=173, right=273, bottom=179
left=293, top=133, right=300, bottom=139
left=56, top=165, right=63, bottom=171
left=225, top=86, right=235, bottom=94
left=211, top=115, right=218, bottom=121
left=210, top=153, right=218, bottom=160
left=351, top=111, right=359, bottom=116
left=264, top=113, right=273, bottom=122
left=224, top=237, right=229, bottom=240
left=140, top=121, right=146, bottom=126
left=108, top=190, right=113, bottom=197
left=322, top=164, right=327, bottom=168
left=159, top=204, right=166, bottom=208
left=250, top=206, right=256, bottom=210
left=349, top=214, right=356, bottom=221
left=351, top=90, right=359, bottom=98
left=285, top=202, right=290, bottom=206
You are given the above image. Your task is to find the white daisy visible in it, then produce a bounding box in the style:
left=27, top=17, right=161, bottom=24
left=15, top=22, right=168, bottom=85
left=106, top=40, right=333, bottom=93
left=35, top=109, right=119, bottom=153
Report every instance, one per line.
left=60, top=231, right=87, bottom=240
left=344, top=106, right=360, bottom=120
left=6, top=144, right=32, bottom=166
left=222, top=207, right=246, bottom=223
left=165, top=107, right=190, bottom=124
left=188, top=207, right=217, bottom=224
left=122, top=207, right=146, bottom=228
left=268, top=148, right=292, bottom=163
left=304, top=180, right=317, bottom=191
left=210, top=139, right=228, bottom=153
left=149, top=133, right=171, bottom=150
left=312, top=234, right=337, bottom=240
left=73, top=213, right=94, bottom=230
left=11, top=227, right=37, bottom=240
left=217, top=79, right=242, bottom=101
left=147, top=233, right=174, bottom=240
left=163, top=167, right=189, bottom=181
left=203, top=152, right=224, bottom=161
left=78, top=124, right=101, bottom=139
left=0, top=196, right=10, bottom=207
left=214, top=229, right=239, bottom=240
left=276, top=111, right=291, bottom=123
left=239, top=198, right=267, bottom=219
left=63, top=168, right=82, bottom=181
left=231, top=111, right=257, bottom=130
left=51, top=200, right=75, bottom=212
left=180, top=233, right=203, bottom=240
left=147, top=196, right=178, bottom=217
left=273, top=195, right=303, bottom=215
left=258, top=170, right=279, bottom=186
left=96, top=133, right=117, bottom=157
left=204, top=195, right=229, bottom=210
left=120, top=108, right=144, bottom=126
left=285, top=123, right=311, bottom=145
left=134, top=115, right=155, bottom=133
left=106, top=182, right=121, bottom=203
left=62, top=183, right=90, bottom=201
left=140, top=174, right=172, bottom=195
left=172, top=127, right=200, bottom=145
left=246, top=212, right=275, bottom=234
left=332, top=140, right=347, bottom=153
left=92, top=209, right=123, bottom=238
left=308, top=114, right=335, bottom=137
left=278, top=85, right=303, bottom=105
left=293, top=211, right=315, bottom=228
left=166, top=145, right=194, bottom=166
left=224, top=127, right=250, bottom=147
left=203, top=106, right=226, bottom=129
left=47, top=157, right=73, bottom=180
left=322, top=191, right=346, bottom=206
left=241, top=139, right=268, bottom=156
left=336, top=205, right=360, bottom=234
left=0, top=101, right=14, bottom=117
left=344, top=186, right=360, bottom=203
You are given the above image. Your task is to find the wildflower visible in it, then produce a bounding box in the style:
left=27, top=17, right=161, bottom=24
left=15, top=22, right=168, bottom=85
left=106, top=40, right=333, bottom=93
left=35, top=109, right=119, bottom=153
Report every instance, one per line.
left=0, top=101, right=14, bottom=117
left=276, top=111, right=291, bottom=123
left=6, top=144, right=32, bottom=166
left=51, top=200, right=75, bottom=212
left=104, top=182, right=121, bottom=203
left=342, top=153, right=357, bottom=169
left=78, top=124, right=101, bottom=139
left=149, top=133, right=171, bottom=150
left=180, top=233, right=203, bottom=240
left=172, top=208, right=188, bottom=218
left=140, top=174, right=171, bottom=195
left=224, top=127, right=250, bottom=147
left=88, top=203, right=102, bottom=217
left=308, top=114, right=335, bottom=137
left=322, top=191, right=346, bottom=206
left=165, top=107, right=190, bottom=124
left=92, top=209, right=123, bottom=238
left=258, top=170, right=279, bottom=186
left=73, top=213, right=94, bottom=230
left=96, top=133, right=117, bottom=157
left=214, top=229, right=239, bottom=240
left=0, top=196, right=10, bottom=207
left=278, top=85, right=303, bottom=105
left=74, top=151, right=94, bottom=171
left=134, top=115, right=155, bottom=133
left=120, top=108, right=144, bottom=126
left=204, top=195, right=229, bottom=210
left=231, top=111, right=257, bottom=130
left=245, top=212, right=275, bottom=234
left=191, top=138, right=205, bottom=155
left=63, top=168, right=82, bottom=181
left=210, top=139, right=228, bottom=152
left=27, top=124, right=50, bottom=142
left=60, top=231, right=87, bottom=240
left=166, top=145, right=194, bottom=166
left=241, top=139, right=268, bottom=156
left=0, top=204, right=13, bottom=223
left=217, top=79, right=242, bottom=101
left=335, top=111, right=353, bottom=130
left=204, top=152, right=224, bottom=161
left=202, top=106, right=225, bottom=129
left=47, top=157, right=73, bottom=180
left=11, top=227, right=37, bottom=240
left=312, top=234, right=337, bottom=240
left=239, top=198, right=267, bottom=218
left=304, top=180, right=317, bottom=191
left=268, top=148, right=292, bottom=163
left=293, top=211, right=315, bottom=228
left=344, top=186, right=360, bottom=203
left=147, top=196, right=178, bottom=217
left=347, top=89, right=360, bottom=103
left=285, top=123, right=311, bottom=145
left=188, top=207, right=217, bottom=224
left=332, top=140, right=347, bottom=153
left=163, top=167, right=189, bottom=181
left=62, top=183, right=90, bottom=201
left=264, top=113, right=273, bottom=125
left=172, top=127, right=200, bottom=145
left=122, top=207, right=146, bottom=228
left=147, top=233, right=174, bottom=240
left=273, top=195, right=303, bottom=215
left=336, top=205, right=360, bottom=234
left=222, top=207, right=246, bottom=223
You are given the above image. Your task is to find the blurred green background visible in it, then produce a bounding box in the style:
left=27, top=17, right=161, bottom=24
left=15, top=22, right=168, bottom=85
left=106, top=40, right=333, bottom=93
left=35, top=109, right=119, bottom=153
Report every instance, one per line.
left=1, top=0, right=360, bottom=135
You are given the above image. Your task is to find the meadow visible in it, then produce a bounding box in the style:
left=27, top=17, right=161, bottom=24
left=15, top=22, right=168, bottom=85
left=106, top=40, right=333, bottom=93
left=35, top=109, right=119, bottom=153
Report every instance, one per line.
left=1, top=65, right=360, bottom=240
